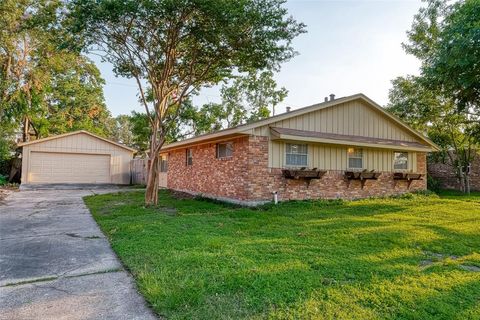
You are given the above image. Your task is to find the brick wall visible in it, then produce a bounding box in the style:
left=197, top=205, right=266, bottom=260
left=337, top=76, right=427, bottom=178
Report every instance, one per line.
left=428, top=152, right=480, bottom=191
left=166, top=135, right=428, bottom=204
left=167, top=136, right=250, bottom=200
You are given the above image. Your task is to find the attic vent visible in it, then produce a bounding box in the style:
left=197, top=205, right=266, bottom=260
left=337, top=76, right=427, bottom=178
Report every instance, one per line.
left=324, top=97, right=328, bottom=102
left=329, top=94, right=335, bottom=101
left=286, top=106, right=291, bottom=113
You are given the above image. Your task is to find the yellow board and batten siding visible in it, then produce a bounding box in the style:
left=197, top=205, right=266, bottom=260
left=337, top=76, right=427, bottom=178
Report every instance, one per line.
left=268, top=143, right=417, bottom=172
left=253, top=100, right=420, bottom=172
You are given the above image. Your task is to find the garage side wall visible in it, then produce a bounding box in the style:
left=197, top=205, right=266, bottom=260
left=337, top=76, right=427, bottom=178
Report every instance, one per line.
left=21, top=133, right=132, bottom=184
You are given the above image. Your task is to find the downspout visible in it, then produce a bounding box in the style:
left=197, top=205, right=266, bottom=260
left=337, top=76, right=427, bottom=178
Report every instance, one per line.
left=272, top=191, right=278, bottom=205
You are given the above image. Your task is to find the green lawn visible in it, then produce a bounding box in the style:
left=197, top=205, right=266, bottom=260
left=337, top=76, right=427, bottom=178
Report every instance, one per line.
left=84, top=190, right=480, bottom=320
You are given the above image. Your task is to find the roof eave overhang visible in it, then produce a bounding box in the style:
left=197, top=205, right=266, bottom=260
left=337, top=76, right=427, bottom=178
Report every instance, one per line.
left=17, top=130, right=137, bottom=153
left=271, top=133, right=434, bottom=152
left=160, top=132, right=249, bottom=152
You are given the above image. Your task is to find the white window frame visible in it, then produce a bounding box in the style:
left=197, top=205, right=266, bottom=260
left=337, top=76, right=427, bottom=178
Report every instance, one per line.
left=186, top=148, right=193, bottom=166
left=347, top=148, right=363, bottom=170
left=216, top=142, right=233, bottom=158
left=393, top=151, right=408, bottom=171
left=285, top=143, right=308, bottom=167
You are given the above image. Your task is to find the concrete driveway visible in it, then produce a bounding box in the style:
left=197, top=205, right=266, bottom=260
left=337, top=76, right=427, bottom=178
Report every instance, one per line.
left=0, top=188, right=157, bottom=320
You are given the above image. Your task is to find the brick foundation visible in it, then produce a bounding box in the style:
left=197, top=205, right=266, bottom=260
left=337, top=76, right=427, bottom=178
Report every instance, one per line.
left=166, top=135, right=428, bottom=204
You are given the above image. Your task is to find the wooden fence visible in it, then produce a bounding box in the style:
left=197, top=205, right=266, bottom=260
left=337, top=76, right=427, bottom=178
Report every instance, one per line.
left=131, top=158, right=148, bottom=185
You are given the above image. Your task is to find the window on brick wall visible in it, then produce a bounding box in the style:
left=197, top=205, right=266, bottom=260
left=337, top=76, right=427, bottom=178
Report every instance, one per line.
left=347, top=148, right=363, bottom=169
left=186, top=148, right=193, bottom=166
left=160, top=155, right=168, bottom=172
left=216, top=142, right=233, bottom=158
left=285, top=143, right=308, bottom=166
left=393, top=152, right=408, bottom=170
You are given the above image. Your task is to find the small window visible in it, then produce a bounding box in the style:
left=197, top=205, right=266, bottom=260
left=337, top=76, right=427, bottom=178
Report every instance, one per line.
left=160, top=155, right=168, bottom=172
left=216, top=142, right=233, bottom=158
left=285, top=143, right=308, bottom=166
left=186, top=149, right=193, bottom=166
left=347, top=148, right=363, bottom=169
left=394, top=152, right=408, bottom=170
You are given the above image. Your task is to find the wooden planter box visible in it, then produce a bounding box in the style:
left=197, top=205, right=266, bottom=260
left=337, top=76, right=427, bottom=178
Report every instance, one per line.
left=282, top=168, right=327, bottom=183
left=393, top=172, right=424, bottom=189
left=344, top=170, right=382, bottom=189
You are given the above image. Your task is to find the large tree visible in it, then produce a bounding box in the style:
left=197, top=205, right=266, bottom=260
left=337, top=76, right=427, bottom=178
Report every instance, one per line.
left=69, top=0, right=305, bottom=205
left=388, top=0, right=480, bottom=193
left=387, top=76, right=479, bottom=193
left=421, top=0, right=479, bottom=113
left=0, top=0, right=111, bottom=142
left=219, top=70, right=288, bottom=126
left=174, top=70, right=288, bottom=138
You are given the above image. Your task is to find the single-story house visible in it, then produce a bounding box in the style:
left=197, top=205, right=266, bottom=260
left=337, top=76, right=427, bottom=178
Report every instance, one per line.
left=18, top=130, right=135, bottom=186
left=159, top=93, right=439, bottom=205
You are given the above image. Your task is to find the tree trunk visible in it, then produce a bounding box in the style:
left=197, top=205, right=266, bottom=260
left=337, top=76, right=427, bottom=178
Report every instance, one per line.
left=145, top=152, right=160, bottom=206
left=465, top=173, right=471, bottom=195
left=22, top=117, right=29, bottom=142
left=145, top=120, right=164, bottom=206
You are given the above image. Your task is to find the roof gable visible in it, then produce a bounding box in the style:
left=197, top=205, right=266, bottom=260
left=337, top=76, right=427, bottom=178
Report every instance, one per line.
left=161, top=93, right=439, bottom=151
left=265, top=98, right=416, bottom=143
left=18, top=130, right=137, bottom=152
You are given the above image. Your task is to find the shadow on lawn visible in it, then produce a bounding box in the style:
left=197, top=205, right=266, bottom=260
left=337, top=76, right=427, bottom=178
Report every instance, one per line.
left=225, top=208, right=477, bottom=316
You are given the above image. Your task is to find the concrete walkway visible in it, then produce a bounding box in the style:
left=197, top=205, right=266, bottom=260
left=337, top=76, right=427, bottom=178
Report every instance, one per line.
left=0, top=188, right=156, bottom=320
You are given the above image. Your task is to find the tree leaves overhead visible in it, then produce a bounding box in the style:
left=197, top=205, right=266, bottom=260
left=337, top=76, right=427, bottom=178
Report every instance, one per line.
left=69, top=0, right=304, bottom=109
left=425, top=0, right=480, bottom=112
left=0, top=0, right=111, bottom=142
left=403, top=0, right=480, bottom=113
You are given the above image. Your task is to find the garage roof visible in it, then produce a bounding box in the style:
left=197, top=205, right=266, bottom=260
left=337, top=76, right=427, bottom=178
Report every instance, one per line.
left=18, top=130, right=137, bottom=152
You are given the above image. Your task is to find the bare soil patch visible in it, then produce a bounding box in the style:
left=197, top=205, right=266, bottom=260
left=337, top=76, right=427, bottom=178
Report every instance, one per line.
left=0, top=186, right=18, bottom=204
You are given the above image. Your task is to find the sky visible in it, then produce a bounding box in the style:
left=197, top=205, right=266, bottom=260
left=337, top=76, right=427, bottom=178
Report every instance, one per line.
left=90, top=0, right=424, bottom=117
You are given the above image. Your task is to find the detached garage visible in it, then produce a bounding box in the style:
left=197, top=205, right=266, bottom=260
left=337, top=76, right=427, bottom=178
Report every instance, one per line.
left=19, top=130, right=136, bottom=186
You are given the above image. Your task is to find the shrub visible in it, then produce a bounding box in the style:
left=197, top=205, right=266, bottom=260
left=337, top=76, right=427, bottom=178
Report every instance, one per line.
left=427, top=174, right=441, bottom=192
left=0, top=175, right=7, bottom=186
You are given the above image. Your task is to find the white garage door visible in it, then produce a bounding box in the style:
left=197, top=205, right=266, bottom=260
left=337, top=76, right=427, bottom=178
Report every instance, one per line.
left=29, top=152, right=111, bottom=184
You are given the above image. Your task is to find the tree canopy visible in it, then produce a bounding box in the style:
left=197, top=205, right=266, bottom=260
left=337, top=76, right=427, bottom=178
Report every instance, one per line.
left=404, top=0, right=480, bottom=113
left=0, top=0, right=111, bottom=145
left=388, top=0, right=480, bottom=193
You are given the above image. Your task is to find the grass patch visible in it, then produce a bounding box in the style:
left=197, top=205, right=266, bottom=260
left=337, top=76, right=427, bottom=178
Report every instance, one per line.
left=84, top=190, right=480, bottom=320
left=437, top=189, right=480, bottom=202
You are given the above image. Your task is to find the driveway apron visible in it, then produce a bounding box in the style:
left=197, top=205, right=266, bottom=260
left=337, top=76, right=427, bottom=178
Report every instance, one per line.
left=0, top=189, right=156, bottom=320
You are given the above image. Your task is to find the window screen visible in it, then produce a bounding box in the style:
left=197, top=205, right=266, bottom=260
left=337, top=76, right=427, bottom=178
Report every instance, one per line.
left=347, top=148, right=363, bottom=169
left=285, top=143, right=308, bottom=166
left=394, top=152, right=408, bottom=170
left=216, top=142, right=233, bottom=158
left=186, top=149, right=193, bottom=166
